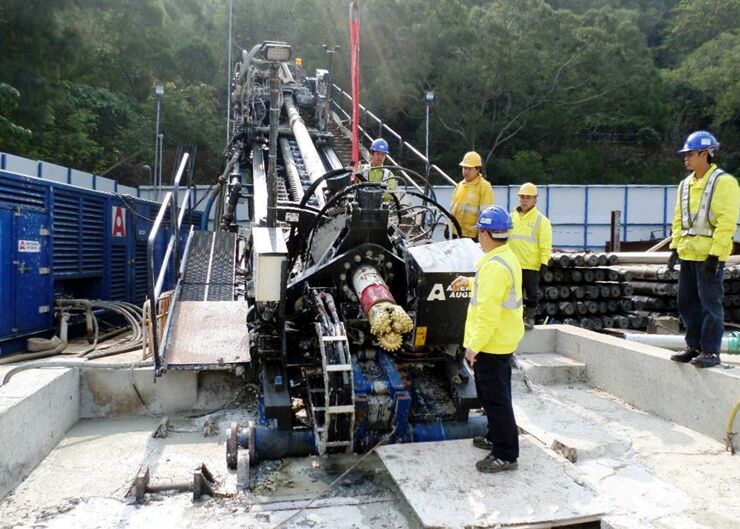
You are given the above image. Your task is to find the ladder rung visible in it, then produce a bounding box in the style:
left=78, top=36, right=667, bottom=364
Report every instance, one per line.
left=321, top=336, right=348, bottom=342
left=325, top=364, right=352, bottom=372
left=327, top=405, right=354, bottom=414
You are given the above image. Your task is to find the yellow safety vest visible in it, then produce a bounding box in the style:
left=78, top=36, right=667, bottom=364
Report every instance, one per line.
left=670, top=164, right=740, bottom=261
left=509, top=207, right=553, bottom=271
left=360, top=164, right=396, bottom=201
left=463, top=245, right=524, bottom=355
left=449, top=175, right=494, bottom=238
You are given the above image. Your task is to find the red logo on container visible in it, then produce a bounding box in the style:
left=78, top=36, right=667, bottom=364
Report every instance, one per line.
left=112, top=206, right=126, bottom=237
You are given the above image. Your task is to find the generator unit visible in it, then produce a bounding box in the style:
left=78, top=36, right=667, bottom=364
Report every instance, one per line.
left=0, top=169, right=201, bottom=355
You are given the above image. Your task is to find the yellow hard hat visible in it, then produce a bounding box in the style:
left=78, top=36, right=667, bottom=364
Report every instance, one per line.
left=518, top=182, right=538, bottom=196
left=295, top=57, right=303, bottom=67
left=459, top=151, right=482, bottom=168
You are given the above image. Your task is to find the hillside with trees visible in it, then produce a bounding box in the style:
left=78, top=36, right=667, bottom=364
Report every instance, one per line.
left=1, top=0, right=738, bottom=185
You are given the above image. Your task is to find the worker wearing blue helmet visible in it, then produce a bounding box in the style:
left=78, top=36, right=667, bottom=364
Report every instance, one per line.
left=359, top=138, right=396, bottom=199
left=668, top=131, right=740, bottom=368
left=451, top=205, right=524, bottom=473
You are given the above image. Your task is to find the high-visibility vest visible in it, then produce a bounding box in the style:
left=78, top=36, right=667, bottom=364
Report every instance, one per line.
left=679, top=168, right=724, bottom=237
left=470, top=254, right=523, bottom=310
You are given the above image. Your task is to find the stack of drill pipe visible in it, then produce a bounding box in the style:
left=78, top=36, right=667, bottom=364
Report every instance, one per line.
left=545, top=255, right=740, bottom=329
left=542, top=252, right=646, bottom=330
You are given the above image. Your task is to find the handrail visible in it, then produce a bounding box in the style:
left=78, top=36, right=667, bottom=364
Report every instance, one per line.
left=331, top=84, right=456, bottom=187
left=146, top=153, right=190, bottom=373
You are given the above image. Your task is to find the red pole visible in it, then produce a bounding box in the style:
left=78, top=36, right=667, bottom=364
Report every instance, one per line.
left=349, top=0, right=361, bottom=168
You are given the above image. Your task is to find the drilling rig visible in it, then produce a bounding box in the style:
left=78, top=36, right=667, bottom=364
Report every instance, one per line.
left=154, top=41, right=488, bottom=469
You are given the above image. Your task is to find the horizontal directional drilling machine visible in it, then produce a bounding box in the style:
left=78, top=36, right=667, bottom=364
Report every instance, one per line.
left=155, top=42, right=489, bottom=470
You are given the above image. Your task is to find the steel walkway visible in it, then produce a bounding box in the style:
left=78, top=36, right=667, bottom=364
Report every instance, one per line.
left=162, top=231, right=250, bottom=369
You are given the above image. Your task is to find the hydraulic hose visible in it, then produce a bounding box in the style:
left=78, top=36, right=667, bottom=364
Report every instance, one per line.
left=1, top=359, right=154, bottom=387
left=727, top=399, right=740, bottom=455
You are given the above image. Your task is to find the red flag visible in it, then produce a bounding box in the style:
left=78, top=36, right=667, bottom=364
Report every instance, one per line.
left=349, top=0, right=361, bottom=169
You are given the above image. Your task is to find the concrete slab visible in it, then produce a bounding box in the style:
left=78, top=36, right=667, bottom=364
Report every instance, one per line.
left=551, top=325, right=740, bottom=443
left=517, top=353, right=586, bottom=385
left=0, top=368, right=79, bottom=500
left=0, top=414, right=414, bottom=529
left=511, top=383, right=740, bottom=529
left=377, top=437, right=604, bottom=528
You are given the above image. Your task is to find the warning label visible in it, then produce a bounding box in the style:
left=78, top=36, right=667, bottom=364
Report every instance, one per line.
left=18, top=239, right=41, bottom=253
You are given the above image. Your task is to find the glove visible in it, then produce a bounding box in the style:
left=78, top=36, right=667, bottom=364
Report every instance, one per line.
left=539, top=264, right=548, bottom=276
left=703, top=255, right=720, bottom=277
left=667, top=249, right=679, bottom=272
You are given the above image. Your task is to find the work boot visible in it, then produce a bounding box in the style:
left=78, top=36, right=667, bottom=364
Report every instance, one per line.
left=472, top=436, right=494, bottom=451
left=690, top=352, right=721, bottom=368
left=670, top=346, right=700, bottom=363
left=523, top=307, right=536, bottom=330
left=475, top=453, right=518, bottom=474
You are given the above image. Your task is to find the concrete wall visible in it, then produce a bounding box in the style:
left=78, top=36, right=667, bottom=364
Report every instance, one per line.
left=80, top=369, right=198, bottom=418
left=530, top=325, right=740, bottom=443
left=0, top=368, right=79, bottom=500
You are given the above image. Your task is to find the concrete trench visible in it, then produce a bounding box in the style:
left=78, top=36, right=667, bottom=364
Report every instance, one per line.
left=0, top=326, right=738, bottom=529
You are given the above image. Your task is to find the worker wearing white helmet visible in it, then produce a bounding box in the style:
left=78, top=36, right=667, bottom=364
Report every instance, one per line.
left=446, top=151, right=494, bottom=239
left=509, top=182, right=552, bottom=329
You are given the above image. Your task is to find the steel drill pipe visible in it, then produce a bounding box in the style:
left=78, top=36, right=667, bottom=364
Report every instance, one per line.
left=631, top=296, right=666, bottom=311
left=609, top=265, right=676, bottom=281
left=629, top=281, right=676, bottom=297
left=285, top=97, right=327, bottom=207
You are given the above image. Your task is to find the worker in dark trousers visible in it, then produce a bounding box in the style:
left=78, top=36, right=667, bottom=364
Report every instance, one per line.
left=446, top=151, right=494, bottom=240
left=667, top=131, right=739, bottom=368
left=509, top=182, right=552, bottom=329
left=451, top=206, right=524, bottom=473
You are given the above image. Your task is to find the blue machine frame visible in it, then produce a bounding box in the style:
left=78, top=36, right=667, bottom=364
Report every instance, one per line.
left=0, top=170, right=201, bottom=356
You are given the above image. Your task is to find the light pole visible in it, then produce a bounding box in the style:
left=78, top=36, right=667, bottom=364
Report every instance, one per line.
left=153, top=84, right=165, bottom=193
left=424, top=90, right=435, bottom=195
left=322, top=44, right=341, bottom=110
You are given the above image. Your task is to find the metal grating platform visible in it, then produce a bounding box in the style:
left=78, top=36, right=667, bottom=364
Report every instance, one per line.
left=163, top=301, right=250, bottom=368
left=180, top=231, right=236, bottom=301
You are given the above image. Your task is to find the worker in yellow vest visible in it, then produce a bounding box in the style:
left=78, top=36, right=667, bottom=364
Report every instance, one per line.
left=447, top=151, right=494, bottom=239
left=667, top=131, right=739, bottom=368
left=509, top=183, right=552, bottom=329
left=358, top=138, right=397, bottom=201
left=450, top=205, right=524, bottom=473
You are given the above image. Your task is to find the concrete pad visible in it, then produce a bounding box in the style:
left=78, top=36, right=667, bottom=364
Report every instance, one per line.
left=552, top=325, right=740, bottom=443
left=516, top=326, right=558, bottom=354
left=377, top=437, right=604, bottom=528
left=0, top=414, right=414, bottom=529
left=0, top=368, right=78, bottom=500
left=516, top=353, right=586, bottom=385
left=514, top=386, right=631, bottom=462
left=511, top=383, right=740, bottom=529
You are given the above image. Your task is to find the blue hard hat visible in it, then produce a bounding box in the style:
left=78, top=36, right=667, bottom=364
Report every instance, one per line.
left=677, top=130, right=720, bottom=155
left=370, top=138, right=390, bottom=154
left=475, top=205, right=512, bottom=234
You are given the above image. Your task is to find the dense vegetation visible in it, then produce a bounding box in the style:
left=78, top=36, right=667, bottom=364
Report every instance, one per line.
left=1, top=0, right=738, bottom=185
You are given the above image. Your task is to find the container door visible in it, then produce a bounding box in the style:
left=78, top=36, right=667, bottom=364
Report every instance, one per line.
left=0, top=209, right=12, bottom=338
left=14, top=211, right=52, bottom=333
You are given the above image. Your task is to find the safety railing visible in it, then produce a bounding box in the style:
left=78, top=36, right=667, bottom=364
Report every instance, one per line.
left=146, top=153, right=192, bottom=372
left=331, top=84, right=456, bottom=187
